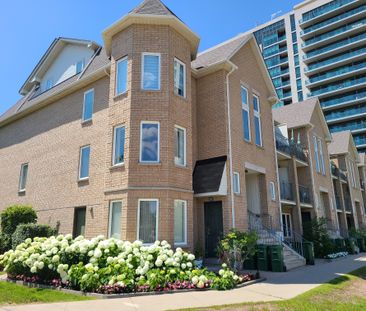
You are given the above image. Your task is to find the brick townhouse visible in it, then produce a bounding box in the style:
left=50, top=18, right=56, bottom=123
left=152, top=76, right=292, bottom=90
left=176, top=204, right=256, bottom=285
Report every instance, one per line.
left=0, top=0, right=280, bottom=258
left=273, top=98, right=339, bottom=239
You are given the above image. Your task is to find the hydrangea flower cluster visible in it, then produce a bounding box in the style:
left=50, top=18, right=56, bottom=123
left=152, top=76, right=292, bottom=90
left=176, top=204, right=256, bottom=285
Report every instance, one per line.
left=324, top=251, right=348, bottom=260
left=0, top=235, right=250, bottom=293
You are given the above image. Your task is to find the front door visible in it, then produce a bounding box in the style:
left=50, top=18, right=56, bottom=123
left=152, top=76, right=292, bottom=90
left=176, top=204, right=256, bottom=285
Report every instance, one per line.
left=204, top=201, right=223, bottom=258
left=282, top=213, right=292, bottom=238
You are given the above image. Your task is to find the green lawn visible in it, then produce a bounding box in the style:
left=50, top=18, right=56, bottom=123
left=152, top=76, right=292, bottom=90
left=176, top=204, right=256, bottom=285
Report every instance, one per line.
left=183, top=266, right=366, bottom=311
left=0, top=281, right=94, bottom=305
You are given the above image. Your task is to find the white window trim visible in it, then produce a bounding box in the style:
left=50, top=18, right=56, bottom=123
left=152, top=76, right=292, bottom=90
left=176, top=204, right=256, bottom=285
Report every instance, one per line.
left=253, top=94, right=262, bottom=147
left=233, top=172, right=240, bottom=194
left=270, top=181, right=276, bottom=201
left=108, top=200, right=122, bottom=239
left=139, top=121, right=160, bottom=163
left=174, top=58, right=186, bottom=98
left=313, top=135, right=320, bottom=173
left=78, top=145, right=90, bottom=181
left=174, top=125, right=187, bottom=167
left=112, top=124, right=126, bottom=166
left=18, top=163, right=28, bottom=192
left=82, top=89, right=94, bottom=122
left=141, top=53, right=161, bottom=91
left=137, top=199, right=159, bottom=245
left=318, top=138, right=326, bottom=175
left=115, top=56, right=128, bottom=96
left=241, top=85, right=251, bottom=142
left=174, top=200, right=187, bottom=246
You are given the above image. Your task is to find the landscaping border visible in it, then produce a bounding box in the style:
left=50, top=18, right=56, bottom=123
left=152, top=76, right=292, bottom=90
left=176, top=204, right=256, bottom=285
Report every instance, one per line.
left=2, top=277, right=266, bottom=299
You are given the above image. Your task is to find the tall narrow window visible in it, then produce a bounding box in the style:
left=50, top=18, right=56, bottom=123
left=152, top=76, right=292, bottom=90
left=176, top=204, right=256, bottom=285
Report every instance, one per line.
left=142, top=53, right=160, bottom=90
left=19, top=163, right=28, bottom=192
left=313, top=136, right=320, bottom=172
left=116, top=57, right=128, bottom=95
left=174, top=200, right=187, bottom=245
left=76, top=60, right=84, bottom=74
left=253, top=95, right=262, bottom=146
left=175, top=126, right=186, bottom=166
left=318, top=139, right=325, bottom=175
left=270, top=182, right=276, bottom=201
left=138, top=199, right=158, bottom=244
left=241, top=86, right=251, bottom=142
left=233, top=172, right=240, bottom=194
left=79, top=145, right=90, bottom=180
left=113, top=125, right=126, bottom=165
left=174, top=58, right=186, bottom=97
left=82, top=89, right=94, bottom=122
left=109, top=201, right=122, bottom=239
left=140, top=122, right=160, bottom=163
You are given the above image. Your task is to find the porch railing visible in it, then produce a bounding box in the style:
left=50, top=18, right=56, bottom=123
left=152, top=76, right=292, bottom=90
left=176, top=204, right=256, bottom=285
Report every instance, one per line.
left=248, top=211, right=307, bottom=258
left=275, top=132, right=308, bottom=163
left=299, top=185, right=312, bottom=205
left=275, top=133, right=291, bottom=155
left=280, top=181, right=295, bottom=201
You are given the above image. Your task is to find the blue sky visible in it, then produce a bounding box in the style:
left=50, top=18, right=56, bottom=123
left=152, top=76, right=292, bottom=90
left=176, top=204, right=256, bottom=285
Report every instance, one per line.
left=0, top=0, right=299, bottom=115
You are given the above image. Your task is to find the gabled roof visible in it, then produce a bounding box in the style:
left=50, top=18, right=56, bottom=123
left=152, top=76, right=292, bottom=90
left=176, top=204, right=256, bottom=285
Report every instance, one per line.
left=328, top=131, right=359, bottom=161
left=192, top=33, right=278, bottom=103
left=0, top=48, right=109, bottom=127
left=103, top=0, right=199, bottom=58
left=19, top=37, right=100, bottom=96
left=192, top=34, right=251, bottom=69
left=272, top=98, right=332, bottom=142
left=130, top=0, right=177, bottom=17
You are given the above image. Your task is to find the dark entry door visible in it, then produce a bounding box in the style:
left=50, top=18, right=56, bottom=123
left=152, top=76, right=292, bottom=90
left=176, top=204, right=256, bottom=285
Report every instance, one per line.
left=73, top=207, right=86, bottom=238
left=204, top=201, right=223, bottom=257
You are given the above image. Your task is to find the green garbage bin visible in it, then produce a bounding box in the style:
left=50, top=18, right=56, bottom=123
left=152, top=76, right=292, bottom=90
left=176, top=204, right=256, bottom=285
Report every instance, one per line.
left=334, top=238, right=346, bottom=252
left=303, top=241, right=315, bottom=265
left=345, top=238, right=356, bottom=254
left=269, top=245, right=285, bottom=272
left=257, top=245, right=269, bottom=271
left=356, top=238, right=366, bottom=252
left=243, top=252, right=257, bottom=270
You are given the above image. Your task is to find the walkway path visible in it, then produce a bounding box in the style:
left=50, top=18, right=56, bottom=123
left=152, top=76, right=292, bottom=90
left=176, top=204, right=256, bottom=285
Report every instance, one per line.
left=1, top=254, right=365, bottom=311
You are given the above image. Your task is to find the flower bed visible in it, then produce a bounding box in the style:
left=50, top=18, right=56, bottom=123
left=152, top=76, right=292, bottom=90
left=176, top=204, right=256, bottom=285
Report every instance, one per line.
left=324, top=251, right=348, bottom=260
left=0, top=235, right=255, bottom=294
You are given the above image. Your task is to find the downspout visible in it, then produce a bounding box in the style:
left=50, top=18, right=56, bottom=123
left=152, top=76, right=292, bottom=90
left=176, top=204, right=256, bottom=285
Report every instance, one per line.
left=225, top=61, right=238, bottom=228
left=273, top=120, right=283, bottom=234
left=306, top=127, right=318, bottom=216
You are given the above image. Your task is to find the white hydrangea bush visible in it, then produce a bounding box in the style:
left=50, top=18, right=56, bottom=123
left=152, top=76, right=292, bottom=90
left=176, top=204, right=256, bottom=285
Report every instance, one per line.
left=0, top=235, right=248, bottom=293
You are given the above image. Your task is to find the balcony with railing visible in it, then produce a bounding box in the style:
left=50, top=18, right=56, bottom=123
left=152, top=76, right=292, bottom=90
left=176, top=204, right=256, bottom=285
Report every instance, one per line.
left=302, top=17, right=366, bottom=49
left=325, top=104, right=366, bottom=122
left=280, top=181, right=295, bottom=202
left=344, top=194, right=353, bottom=212
left=275, top=132, right=291, bottom=155
left=304, top=31, right=366, bottom=62
left=305, top=46, right=366, bottom=73
left=299, top=185, right=312, bottom=205
left=335, top=195, right=342, bottom=210
left=269, top=67, right=289, bottom=79
left=320, top=88, right=366, bottom=109
left=306, top=60, right=366, bottom=86
left=301, top=4, right=366, bottom=37
left=329, top=119, right=366, bottom=133
left=300, top=0, right=358, bottom=25
left=309, top=74, right=366, bottom=97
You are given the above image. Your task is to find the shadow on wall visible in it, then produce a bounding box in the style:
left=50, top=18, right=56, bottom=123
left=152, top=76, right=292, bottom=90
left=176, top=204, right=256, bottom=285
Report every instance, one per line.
left=0, top=77, right=109, bottom=149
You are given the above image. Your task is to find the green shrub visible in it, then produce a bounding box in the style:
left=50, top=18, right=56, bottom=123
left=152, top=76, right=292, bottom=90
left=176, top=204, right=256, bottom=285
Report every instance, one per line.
left=11, top=224, right=57, bottom=249
left=303, top=218, right=335, bottom=258
left=217, top=229, right=258, bottom=272
left=0, top=234, right=11, bottom=255
left=0, top=205, right=37, bottom=254
left=0, top=205, right=37, bottom=235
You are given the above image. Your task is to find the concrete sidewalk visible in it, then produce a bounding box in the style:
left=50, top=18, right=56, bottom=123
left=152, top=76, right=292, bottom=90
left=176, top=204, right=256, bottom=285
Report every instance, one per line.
left=1, top=254, right=365, bottom=311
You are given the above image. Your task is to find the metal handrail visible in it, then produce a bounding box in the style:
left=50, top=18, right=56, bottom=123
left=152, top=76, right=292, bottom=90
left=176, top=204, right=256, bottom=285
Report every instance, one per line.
left=248, top=211, right=307, bottom=258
